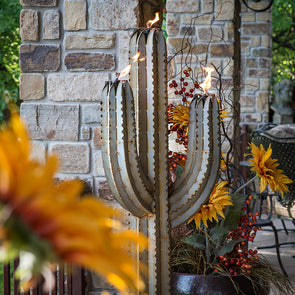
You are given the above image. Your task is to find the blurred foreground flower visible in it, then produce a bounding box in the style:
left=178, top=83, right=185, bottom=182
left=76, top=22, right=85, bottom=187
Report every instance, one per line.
left=248, top=142, right=292, bottom=195
left=0, top=115, right=147, bottom=294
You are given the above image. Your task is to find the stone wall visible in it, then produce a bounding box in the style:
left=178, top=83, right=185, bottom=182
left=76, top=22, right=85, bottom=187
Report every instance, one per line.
left=19, top=0, right=159, bottom=194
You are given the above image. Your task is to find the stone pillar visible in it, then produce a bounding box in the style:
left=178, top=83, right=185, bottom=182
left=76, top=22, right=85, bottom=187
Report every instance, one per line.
left=240, top=0, right=272, bottom=129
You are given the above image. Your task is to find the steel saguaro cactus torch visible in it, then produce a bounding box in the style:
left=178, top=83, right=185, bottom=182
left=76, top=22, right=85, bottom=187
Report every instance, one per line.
left=101, top=27, right=221, bottom=294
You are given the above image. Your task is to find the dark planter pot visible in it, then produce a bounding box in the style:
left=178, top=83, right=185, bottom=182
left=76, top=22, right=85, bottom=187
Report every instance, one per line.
left=171, top=272, right=270, bottom=295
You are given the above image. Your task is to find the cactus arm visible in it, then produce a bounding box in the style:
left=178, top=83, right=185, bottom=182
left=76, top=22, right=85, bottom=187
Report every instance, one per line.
left=169, top=97, right=202, bottom=193
left=169, top=98, right=212, bottom=208
left=101, top=82, right=126, bottom=208
left=169, top=96, right=221, bottom=228
left=122, top=82, right=154, bottom=206
left=101, top=83, right=151, bottom=217
left=130, top=30, right=151, bottom=180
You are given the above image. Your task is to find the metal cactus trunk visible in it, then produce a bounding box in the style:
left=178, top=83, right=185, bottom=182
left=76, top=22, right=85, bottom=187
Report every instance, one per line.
left=101, top=28, right=221, bottom=294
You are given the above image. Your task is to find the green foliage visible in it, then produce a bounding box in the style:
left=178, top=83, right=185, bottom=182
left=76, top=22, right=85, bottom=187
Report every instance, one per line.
left=272, top=0, right=295, bottom=86
left=0, top=0, right=22, bottom=123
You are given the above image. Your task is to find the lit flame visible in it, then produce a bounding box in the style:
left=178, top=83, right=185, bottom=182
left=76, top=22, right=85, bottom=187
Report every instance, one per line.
left=132, top=52, right=140, bottom=62
left=118, top=64, right=131, bottom=80
left=200, top=67, right=214, bottom=94
left=118, top=52, right=146, bottom=80
left=147, top=12, right=160, bottom=29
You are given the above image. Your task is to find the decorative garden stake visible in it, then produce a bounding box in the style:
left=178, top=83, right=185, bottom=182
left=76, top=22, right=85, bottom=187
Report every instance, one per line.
left=101, top=27, right=221, bottom=294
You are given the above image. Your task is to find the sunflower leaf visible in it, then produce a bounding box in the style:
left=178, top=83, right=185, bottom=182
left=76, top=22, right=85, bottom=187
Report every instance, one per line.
left=222, top=193, right=247, bottom=229
left=181, top=234, right=206, bottom=250
left=176, top=165, right=183, bottom=178
left=209, top=226, right=229, bottom=245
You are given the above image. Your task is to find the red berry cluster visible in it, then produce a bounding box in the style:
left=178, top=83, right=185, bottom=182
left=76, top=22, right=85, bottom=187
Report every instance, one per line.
left=168, top=151, right=187, bottom=172
left=168, top=68, right=200, bottom=103
left=215, top=196, right=261, bottom=275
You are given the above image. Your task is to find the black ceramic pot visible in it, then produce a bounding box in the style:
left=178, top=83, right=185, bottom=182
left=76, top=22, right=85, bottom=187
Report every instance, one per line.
left=171, top=272, right=270, bottom=295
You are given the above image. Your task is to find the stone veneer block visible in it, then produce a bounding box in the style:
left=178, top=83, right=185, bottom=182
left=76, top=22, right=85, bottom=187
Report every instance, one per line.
left=49, top=143, right=90, bottom=173
left=197, top=27, right=223, bottom=42
left=43, top=10, right=60, bottom=39
left=20, top=9, right=39, bottom=41
left=64, top=0, right=86, bottom=30
left=182, top=14, right=212, bottom=25
left=202, top=0, right=213, bottom=13
left=210, top=44, right=234, bottom=57
left=248, top=69, right=270, bottom=78
left=20, top=104, right=79, bottom=141
left=93, top=127, right=102, bottom=149
left=245, top=78, right=259, bottom=91
left=256, top=92, right=269, bottom=112
left=82, top=104, right=101, bottom=123
left=90, top=0, right=138, bottom=30
left=81, top=127, right=91, bottom=140
left=64, top=32, right=115, bottom=49
left=245, top=113, right=262, bottom=123
left=242, top=24, right=270, bottom=35
left=48, top=73, right=109, bottom=101
left=166, top=0, right=199, bottom=13
left=30, top=141, right=47, bottom=164
left=20, top=0, right=57, bottom=6
left=180, top=26, right=195, bottom=36
left=64, top=52, right=115, bottom=71
left=20, top=73, right=45, bottom=100
left=95, top=177, right=114, bottom=201
left=167, top=37, right=208, bottom=55
left=118, top=31, right=133, bottom=71
left=166, top=14, right=180, bottom=36
left=241, top=95, right=255, bottom=107
left=216, top=0, right=234, bottom=20
left=252, top=48, right=271, bottom=58
left=20, top=44, right=60, bottom=72
left=94, top=150, right=105, bottom=176
left=259, top=58, right=271, bottom=68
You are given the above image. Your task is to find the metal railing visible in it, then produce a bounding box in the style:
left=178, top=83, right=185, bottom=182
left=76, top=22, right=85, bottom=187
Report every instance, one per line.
left=2, top=260, right=85, bottom=295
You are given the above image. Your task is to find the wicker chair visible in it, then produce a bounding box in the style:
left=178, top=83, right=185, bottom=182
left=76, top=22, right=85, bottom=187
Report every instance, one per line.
left=249, top=123, right=295, bottom=276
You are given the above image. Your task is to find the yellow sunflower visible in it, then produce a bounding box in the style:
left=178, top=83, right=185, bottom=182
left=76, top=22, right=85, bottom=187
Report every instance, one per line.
left=188, top=181, right=232, bottom=228
left=0, top=115, right=147, bottom=294
left=168, top=103, right=190, bottom=131
left=248, top=142, right=293, bottom=196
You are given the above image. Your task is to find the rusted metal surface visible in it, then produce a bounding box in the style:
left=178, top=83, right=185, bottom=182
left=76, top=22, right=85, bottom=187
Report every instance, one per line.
left=3, top=263, right=10, bottom=294
left=101, top=28, right=220, bottom=294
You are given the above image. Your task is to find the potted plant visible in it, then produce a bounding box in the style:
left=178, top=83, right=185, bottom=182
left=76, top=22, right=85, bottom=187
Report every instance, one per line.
left=168, top=98, right=294, bottom=295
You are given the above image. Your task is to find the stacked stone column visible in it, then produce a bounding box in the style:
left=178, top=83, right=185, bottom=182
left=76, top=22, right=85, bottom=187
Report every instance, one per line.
left=240, top=1, right=272, bottom=129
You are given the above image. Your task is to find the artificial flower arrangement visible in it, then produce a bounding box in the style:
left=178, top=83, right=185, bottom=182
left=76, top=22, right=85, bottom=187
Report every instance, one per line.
left=168, top=68, right=294, bottom=294
left=0, top=114, right=147, bottom=294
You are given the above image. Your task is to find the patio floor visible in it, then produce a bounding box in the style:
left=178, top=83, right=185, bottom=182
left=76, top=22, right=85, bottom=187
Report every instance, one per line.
left=250, top=217, right=295, bottom=294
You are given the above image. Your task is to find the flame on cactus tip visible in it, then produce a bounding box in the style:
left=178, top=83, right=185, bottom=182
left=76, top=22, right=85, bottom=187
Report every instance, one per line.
left=132, top=52, right=140, bottom=62
left=132, top=52, right=146, bottom=62
left=147, top=12, right=160, bottom=28
left=200, top=67, right=214, bottom=94
left=118, top=64, right=131, bottom=80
